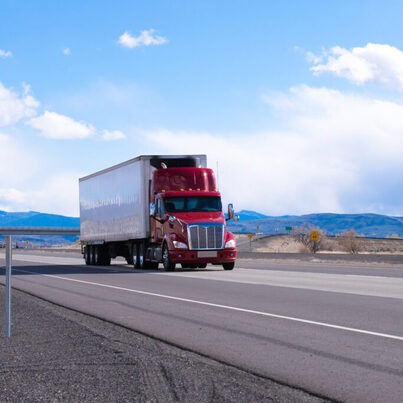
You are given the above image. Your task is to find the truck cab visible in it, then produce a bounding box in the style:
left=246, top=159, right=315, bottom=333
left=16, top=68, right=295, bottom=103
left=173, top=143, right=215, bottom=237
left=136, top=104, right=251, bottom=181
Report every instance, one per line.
left=150, top=166, right=237, bottom=270
left=80, top=154, right=237, bottom=271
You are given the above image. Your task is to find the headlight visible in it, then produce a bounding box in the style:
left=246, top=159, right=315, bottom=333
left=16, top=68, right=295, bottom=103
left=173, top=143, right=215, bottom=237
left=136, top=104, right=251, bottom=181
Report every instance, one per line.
left=173, top=241, right=188, bottom=249
left=225, top=239, right=236, bottom=249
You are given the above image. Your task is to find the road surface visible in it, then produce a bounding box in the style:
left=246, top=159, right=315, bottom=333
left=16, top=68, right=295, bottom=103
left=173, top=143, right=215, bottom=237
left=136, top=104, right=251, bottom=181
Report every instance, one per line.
left=2, top=251, right=403, bottom=402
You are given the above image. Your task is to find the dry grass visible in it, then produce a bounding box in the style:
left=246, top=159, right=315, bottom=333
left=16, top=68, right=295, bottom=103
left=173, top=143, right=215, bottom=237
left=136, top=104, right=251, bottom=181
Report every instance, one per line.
left=235, top=234, right=403, bottom=255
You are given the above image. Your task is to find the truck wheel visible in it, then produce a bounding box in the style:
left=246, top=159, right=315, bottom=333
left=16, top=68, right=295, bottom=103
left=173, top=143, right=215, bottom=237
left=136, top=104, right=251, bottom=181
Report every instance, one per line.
left=94, top=246, right=100, bottom=265
left=131, top=243, right=139, bottom=268
left=162, top=245, right=175, bottom=271
left=222, top=262, right=235, bottom=270
left=138, top=242, right=146, bottom=269
left=85, top=246, right=91, bottom=265
left=101, top=255, right=111, bottom=266
left=88, top=245, right=95, bottom=265
left=99, top=246, right=111, bottom=266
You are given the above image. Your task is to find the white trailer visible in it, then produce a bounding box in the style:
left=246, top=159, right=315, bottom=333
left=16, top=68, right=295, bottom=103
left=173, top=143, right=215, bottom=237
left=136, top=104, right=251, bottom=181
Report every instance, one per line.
left=79, top=155, right=209, bottom=266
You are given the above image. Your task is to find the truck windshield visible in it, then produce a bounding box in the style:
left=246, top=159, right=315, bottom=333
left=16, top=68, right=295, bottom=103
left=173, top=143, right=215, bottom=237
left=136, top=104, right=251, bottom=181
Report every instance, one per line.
left=164, top=196, right=222, bottom=213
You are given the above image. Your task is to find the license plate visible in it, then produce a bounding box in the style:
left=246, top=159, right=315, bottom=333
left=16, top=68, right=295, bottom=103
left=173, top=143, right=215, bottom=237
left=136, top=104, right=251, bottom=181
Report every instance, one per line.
left=197, top=251, right=217, bottom=258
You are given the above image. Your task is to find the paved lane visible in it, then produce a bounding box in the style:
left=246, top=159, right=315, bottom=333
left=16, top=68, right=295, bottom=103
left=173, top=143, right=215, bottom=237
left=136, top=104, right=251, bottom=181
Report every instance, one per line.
left=2, top=253, right=403, bottom=402
left=160, top=267, right=403, bottom=299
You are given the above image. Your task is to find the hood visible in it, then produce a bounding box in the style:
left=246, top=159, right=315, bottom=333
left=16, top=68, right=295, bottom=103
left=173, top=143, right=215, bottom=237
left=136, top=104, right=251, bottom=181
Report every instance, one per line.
left=169, top=211, right=225, bottom=226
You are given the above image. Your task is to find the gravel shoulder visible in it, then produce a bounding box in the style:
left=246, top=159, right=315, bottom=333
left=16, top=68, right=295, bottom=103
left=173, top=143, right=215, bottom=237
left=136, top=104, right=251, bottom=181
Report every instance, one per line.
left=0, top=286, right=330, bottom=402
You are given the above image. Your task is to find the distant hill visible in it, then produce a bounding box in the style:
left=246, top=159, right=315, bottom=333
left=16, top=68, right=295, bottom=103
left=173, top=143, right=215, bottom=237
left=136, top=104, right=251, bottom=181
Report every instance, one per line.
left=0, top=210, right=79, bottom=227
left=236, top=210, right=270, bottom=221
left=0, top=211, right=79, bottom=247
left=2, top=210, right=403, bottom=245
left=228, top=211, right=403, bottom=238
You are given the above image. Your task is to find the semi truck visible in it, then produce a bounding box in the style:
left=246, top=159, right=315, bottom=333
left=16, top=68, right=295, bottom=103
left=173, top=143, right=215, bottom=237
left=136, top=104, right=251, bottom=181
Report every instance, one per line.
left=79, top=155, right=238, bottom=271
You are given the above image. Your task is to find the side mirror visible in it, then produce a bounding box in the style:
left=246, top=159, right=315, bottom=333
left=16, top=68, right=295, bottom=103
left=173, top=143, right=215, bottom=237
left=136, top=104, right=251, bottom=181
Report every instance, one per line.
left=227, top=203, right=239, bottom=222
left=149, top=203, right=156, bottom=217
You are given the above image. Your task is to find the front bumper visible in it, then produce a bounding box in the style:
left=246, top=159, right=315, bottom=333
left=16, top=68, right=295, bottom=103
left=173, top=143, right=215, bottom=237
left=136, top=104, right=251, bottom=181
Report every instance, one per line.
left=169, top=249, right=237, bottom=264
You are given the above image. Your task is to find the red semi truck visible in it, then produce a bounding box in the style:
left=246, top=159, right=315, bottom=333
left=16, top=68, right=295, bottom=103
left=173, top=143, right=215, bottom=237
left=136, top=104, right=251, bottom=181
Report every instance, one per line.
left=79, top=155, right=238, bottom=270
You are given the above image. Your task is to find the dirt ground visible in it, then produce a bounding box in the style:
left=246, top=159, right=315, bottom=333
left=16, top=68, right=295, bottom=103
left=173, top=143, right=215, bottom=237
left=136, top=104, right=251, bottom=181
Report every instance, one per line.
left=235, top=234, right=403, bottom=255
left=64, top=234, right=403, bottom=257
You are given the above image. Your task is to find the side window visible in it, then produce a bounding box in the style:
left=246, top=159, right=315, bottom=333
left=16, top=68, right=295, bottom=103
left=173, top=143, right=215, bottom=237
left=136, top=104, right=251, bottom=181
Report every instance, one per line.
left=157, top=199, right=165, bottom=217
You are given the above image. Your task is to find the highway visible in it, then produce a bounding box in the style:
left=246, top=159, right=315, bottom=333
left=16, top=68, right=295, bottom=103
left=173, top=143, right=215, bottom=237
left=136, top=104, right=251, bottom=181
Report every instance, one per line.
left=2, top=251, right=403, bottom=402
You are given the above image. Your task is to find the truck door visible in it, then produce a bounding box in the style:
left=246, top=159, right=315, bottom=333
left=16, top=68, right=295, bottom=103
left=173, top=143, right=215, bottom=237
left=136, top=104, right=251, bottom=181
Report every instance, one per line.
left=152, top=197, right=165, bottom=243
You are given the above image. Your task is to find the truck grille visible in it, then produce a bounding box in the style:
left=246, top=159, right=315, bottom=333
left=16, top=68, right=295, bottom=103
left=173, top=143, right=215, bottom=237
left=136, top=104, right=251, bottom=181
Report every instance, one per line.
left=188, top=224, right=224, bottom=250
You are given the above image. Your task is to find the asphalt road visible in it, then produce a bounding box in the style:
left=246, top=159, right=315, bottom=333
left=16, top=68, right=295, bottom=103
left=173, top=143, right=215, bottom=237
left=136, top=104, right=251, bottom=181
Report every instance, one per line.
left=2, top=251, right=403, bottom=402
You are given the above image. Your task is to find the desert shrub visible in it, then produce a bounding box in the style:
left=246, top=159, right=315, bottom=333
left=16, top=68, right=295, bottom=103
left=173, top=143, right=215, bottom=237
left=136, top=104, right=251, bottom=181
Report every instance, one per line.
left=320, top=237, right=335, bottom=251
left=337, top=229, right=363, bottom=254
left=293, top=224, right=325, bottom=253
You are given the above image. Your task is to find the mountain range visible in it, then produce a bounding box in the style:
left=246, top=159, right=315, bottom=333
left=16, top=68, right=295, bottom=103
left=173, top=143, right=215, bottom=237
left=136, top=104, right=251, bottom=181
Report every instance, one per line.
left=0, top=210, right=79, bottom=247
left=228, top=210, right=403, bottom=238
left=1, top=209, right=403, bottom=246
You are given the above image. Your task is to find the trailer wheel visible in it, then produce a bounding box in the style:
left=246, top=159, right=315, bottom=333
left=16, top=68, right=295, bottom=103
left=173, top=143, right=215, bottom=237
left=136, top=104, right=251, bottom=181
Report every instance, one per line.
left=131, top=243, right=139, bottom=268
left=138, top=242, right=146, bottom=269
left=94, top=245, right=100, bottom=265
left=101, top=255, right=111, bottom=266
left=88, top=245, right=95, bottom=265
left=99, top=246, right=111, bottom=266
left=162, top=245, right=175, bottom=271
left=85, top=246, right=91, bottom=265
left=222, top=262, right=235, bottom=270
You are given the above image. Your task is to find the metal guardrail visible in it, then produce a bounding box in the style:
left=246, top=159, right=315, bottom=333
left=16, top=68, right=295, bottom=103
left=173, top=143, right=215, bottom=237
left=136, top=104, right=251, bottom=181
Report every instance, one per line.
left=1, top=227, right=80, bottom=338
left=0, top=226, right=80, bottom=235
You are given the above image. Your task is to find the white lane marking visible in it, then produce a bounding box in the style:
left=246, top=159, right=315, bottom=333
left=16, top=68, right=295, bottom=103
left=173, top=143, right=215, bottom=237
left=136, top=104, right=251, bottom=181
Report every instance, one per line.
left=157, top=268, right=403, bottom=300
left=11, top=253, right=84, bottom=266
left=14, top=268, right=403, bottom=342
left=7, top=254, right=403, bottom=299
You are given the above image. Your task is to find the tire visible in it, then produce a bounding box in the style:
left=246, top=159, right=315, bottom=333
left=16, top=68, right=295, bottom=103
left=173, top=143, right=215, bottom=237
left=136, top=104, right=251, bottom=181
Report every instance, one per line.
left=85, top=246, right=91, bottom=265
left=94, top=245, right=100, bottom=265
left=131, top=243, right=139, bottom=268
left=99, top=246, right=111, bottom=266
left=222, top=262, right=235, bottom=270
left=162, top=245, right=175, bottom=271
left=138, top=242, right=146, bottom=269
left=88, top=245, right=95, bottom=265
left=198, top=263, right=207, bottom=269
left=101, top=254, right=111, bottom=266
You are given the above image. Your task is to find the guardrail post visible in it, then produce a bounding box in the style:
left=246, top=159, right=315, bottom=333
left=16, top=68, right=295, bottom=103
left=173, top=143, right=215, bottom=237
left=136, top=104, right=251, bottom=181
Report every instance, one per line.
left=5, top=235, right=12, bottom=337
left=0, top=227, right=80, bottom=338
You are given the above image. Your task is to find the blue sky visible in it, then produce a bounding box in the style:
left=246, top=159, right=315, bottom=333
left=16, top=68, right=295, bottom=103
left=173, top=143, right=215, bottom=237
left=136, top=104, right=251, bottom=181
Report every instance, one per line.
left=2, top=1, right=403, bottom=217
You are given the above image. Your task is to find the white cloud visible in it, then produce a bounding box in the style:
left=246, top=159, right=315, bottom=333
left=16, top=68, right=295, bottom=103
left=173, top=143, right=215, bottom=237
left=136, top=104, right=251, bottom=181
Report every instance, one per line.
left=309, top=43, right=403, bottom=91
left=0, top=133, right=38, bottom=186
left=0, top=132, right=41, bottom=211
left=0, top=188, right=27, bottom=212
left=146, top=85, right=403, bottom=216
left=0, top=172, right=81, bottom=216
left=0, top=82, right=39, bottom=127
left=118, top=29, right=168, bottom=48
left=27, top=110, right=96, bottom=139
left=62, top=47, right=71, bottom=55
left=0, top=49, right=12, bottom=58
left=29, top=172, right=81, bottom=216
left=101, top=129, right=126, bottom=141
